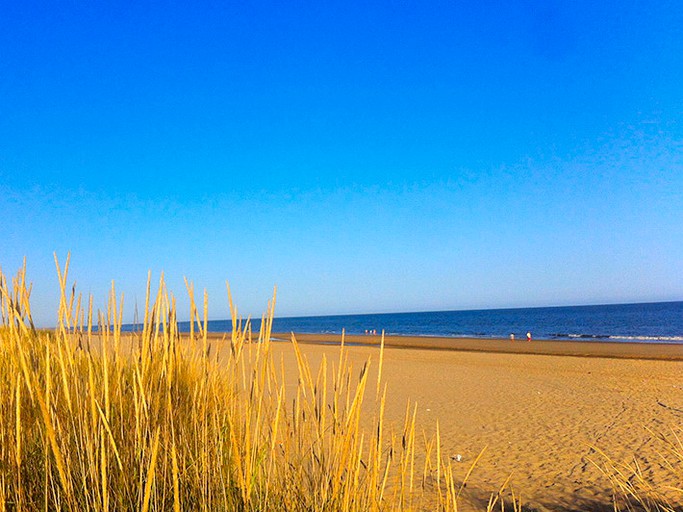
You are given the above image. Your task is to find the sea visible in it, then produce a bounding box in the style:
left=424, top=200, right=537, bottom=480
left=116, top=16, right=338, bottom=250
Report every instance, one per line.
left=174, top=301, right=683, bottom=344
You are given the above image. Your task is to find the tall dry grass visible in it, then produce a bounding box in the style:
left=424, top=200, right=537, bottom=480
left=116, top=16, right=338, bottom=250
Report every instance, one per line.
left=594, top=427, right=683, bottom=512
left=0, top=256, right=519, bottom=511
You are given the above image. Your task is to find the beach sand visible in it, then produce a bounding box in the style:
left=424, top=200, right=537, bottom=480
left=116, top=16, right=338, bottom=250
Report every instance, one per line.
left=264, top=333, right=683, bottom=510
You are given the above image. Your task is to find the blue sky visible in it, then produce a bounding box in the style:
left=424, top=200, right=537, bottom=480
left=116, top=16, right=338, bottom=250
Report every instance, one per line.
left=1, top=1, right=682, bottom=326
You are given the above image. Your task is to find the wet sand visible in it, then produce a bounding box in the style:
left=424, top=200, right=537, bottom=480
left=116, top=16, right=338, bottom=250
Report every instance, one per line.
left=270, top=332, right=683, bottom=360
left=265, top=333, right=683, bottom=510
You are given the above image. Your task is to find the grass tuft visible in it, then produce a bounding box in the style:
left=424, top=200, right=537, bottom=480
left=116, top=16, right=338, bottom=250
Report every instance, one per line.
left=0, top=257, right=568, bottom=511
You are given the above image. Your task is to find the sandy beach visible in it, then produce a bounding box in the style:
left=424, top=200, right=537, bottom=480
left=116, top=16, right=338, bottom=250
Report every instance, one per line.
left=263, top=333, right=683, bottom=510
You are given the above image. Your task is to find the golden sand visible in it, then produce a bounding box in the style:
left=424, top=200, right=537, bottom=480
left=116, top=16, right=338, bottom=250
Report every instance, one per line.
left=266, top=333, right=683, bottom=510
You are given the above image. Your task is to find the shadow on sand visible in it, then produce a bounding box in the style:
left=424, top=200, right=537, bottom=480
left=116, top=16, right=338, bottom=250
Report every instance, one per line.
left=449, top=478, right=682, bottom=512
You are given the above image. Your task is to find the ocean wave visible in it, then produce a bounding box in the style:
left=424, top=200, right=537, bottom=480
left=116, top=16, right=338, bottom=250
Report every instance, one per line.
left=552, top=333, right=611, bottom=339
left=551, top=333, right=683, bottom=343
left=608, top=335, right=683, bottom=342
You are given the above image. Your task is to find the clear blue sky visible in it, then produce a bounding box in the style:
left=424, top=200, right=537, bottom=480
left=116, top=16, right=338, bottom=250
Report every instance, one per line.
left=1, top=1, right=682, bottom=327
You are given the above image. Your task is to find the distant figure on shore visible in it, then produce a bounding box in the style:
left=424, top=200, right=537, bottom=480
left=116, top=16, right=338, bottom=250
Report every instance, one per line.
left=526, top=331, right=532, bottom=342
left=510, top=333, right=515, bottom=341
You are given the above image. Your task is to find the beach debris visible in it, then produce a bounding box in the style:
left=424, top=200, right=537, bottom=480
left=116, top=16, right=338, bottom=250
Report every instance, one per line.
left=451, top=454, right=463, bottom=462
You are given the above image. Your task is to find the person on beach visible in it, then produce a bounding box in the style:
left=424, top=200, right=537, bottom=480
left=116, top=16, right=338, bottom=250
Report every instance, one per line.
left=510, top=333, right=515, bottom=341
left=526, top=331, right=532, bottom=342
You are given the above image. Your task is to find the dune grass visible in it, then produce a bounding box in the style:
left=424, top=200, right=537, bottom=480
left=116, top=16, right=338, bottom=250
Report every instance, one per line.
left=5, top=257, right=677, bottom=510
left=593, top=427, right=683, bottom=512
left=0, top=256, right=524, bottom=511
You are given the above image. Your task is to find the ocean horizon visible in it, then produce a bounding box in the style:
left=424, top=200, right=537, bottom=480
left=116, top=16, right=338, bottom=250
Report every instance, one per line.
left=157, top=300, right=683, bottom=344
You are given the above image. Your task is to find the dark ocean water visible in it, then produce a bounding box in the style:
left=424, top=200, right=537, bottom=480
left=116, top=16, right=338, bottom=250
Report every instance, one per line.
left=175, top=301, right=683, bottom=344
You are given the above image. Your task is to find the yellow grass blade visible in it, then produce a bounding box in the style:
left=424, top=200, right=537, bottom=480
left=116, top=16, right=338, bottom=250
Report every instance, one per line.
left=141, top=428, right=161, bottom=512
left=95, top=401, right=124, bottom=471
left=14, top=375, right=21, bottom=470
left=100, top=430, right=109, bottom=511
left=172, top=440, right=181, bottom=512
left=458, top=446, right=488, bottom=500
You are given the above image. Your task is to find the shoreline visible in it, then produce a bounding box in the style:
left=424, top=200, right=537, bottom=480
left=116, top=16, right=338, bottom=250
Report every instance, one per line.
left=268, top=332, right=683, bottom=361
